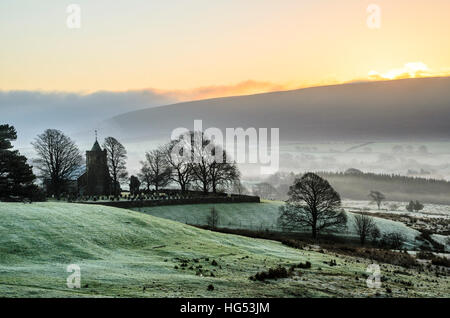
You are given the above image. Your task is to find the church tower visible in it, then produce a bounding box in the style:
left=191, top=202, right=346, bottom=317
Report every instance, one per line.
left=77, top=134, right=112, bottom=196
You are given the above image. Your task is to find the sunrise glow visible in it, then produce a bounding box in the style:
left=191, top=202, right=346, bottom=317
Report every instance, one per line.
left=1, top=0, right=450, bottom=98
left=368, top=62, right=441, bottom=81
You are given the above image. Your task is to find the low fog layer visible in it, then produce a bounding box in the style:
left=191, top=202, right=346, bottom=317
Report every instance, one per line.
left=0, top=89, right=175, bottom=150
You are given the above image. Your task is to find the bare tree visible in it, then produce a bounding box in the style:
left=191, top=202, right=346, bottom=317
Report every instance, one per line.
left=190, top=131, right=214, bottom=194
left=209, top=156, right=240, bottom=194
left=166, top=131, right=240, bottom=194
left=252, top=182, right=278, bottom=199
left=353, top=213, right=377, bottom=246
left=278, top=172, right=347, bottom=239
left=369, top=190, right=385, bottom=209
left=163, top=139, right=193, bottom=192
left=370, top=226, right=381, bottom=244
left=380, top=232, right=406, bottom=249
left=103, top=137, right=128, bottom=196
left=138, top=164, right=152, bottom=191
left=207, top=207, right=220, bottom=229
left=32, top=129, right=83, bottom=198
left=232, top=180, right=249, bottom=195
left=139, top=147, right=171, bottom=192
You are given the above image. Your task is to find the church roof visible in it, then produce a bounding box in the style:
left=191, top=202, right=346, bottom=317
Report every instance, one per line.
left=91, top=140, right=102, bottom=152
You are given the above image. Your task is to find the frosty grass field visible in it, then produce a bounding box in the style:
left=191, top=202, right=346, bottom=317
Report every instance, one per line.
left=1, top=201, right=449, bottom=297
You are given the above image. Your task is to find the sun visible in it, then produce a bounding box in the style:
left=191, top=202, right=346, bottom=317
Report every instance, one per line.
left=368, top=62, right=432, bottom=80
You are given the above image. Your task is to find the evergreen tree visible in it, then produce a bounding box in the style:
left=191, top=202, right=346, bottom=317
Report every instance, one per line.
left=406, top=201, right=415, bottom=212
left=0, top=124, right=41, bottom=201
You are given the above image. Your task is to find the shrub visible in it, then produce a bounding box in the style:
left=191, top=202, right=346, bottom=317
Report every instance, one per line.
left=326, top=259, right=337, bottom=266
left=389, top=203, right=400, bottom=211
left=296, top=261, right=311, bottom=269
left=330, top=246, right=417, bottom=268
left=431, top=256, right=450, bottom=267
left=30, top=187, right=47, bottom=202
left=380, top=232, right=406, bottom=249
left=288, top=261, right=312, bottom=272
left=415, top=251, right=450, bottom=267
left=417, top=231, right=445, bottom=251
left=416, top=251, right=434, bottom=260
left=280, top=239, right=306, bottom=249
left=250, top=266, right=290, bottom=281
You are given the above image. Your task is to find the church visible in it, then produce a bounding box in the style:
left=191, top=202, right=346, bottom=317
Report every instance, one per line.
left=77, top=138, right=113, bottom=196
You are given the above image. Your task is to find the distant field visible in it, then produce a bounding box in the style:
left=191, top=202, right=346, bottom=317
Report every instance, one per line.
left=342, top=199, right=450, bottom=220
left=133, top=201, right=430, bottom=250
left=134, top=201, right=283, bottom=231
left=1, top=202, right=448, bottom=297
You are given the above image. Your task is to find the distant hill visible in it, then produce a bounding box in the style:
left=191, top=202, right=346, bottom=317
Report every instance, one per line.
left=269, top=171, right=450, bottom=204
left=104, top=77, right=450, bottom=143
left=317, top=172, right=450, bottom=205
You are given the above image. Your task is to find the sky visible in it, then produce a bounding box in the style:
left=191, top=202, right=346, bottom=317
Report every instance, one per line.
left=1, top=0, right=450, bottom=100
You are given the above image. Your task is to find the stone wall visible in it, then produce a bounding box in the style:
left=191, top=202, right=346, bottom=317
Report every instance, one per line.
left=77, top=194, right=260, bottom=209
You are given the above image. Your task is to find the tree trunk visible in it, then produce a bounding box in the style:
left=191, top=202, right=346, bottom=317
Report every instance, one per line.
left=53, top=179, right=61, bottom=199
left=312, top=227, right=317, bottom=239
left=113, top=176, right=117, bottom=197
left=312, top=215, right=318, bottom=239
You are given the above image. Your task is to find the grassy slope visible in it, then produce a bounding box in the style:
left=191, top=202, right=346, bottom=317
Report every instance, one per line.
left=0, top=202, right=448, bottom=298
left=134, top=201, right=422, bottom=249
